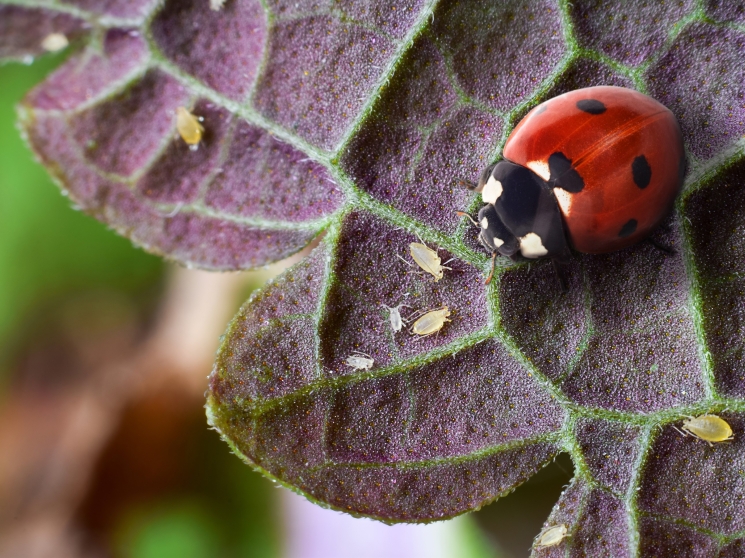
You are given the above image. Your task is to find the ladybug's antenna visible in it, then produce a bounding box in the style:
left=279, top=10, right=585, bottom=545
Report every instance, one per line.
left=455, top=210, right=479, bottom=227
left=457, top=178, right=482, bottom=192
left=646, top=237, right=675, bottom=255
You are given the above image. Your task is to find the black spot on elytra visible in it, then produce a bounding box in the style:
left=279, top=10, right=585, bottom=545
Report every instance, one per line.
left=576, top=99, right=606, bottom=114
left=548, top=152, right=584, bottom=193
left=632, top=155, right=652, bottom=189
left=619, top=219, right=638, bottom=238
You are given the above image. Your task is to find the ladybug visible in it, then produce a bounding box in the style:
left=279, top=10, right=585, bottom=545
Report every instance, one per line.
left=460, top=86, right=686, bottom=288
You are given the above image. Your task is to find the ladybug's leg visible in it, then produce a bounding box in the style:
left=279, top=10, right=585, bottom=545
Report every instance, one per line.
left=646, top=237, right=675, bottom=255
left=457, top=179, right=480, bottom=192
left=551, top=258, right=570, bottom=293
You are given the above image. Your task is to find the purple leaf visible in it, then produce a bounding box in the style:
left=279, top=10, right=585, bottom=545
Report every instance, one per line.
left=341, top=37, right=503, bottom=232
left=569, top=0, right=695, bottom=66
left=537, top=480, right=632, bottom=556
left=61, top=0, right=159, bottom=21
left=685, top=158, right=745, bottom=397
left=639, top=518, right=720, bottom=557
left=638, top=413, right=745, bottom=534
left=151, top=0, right=266, bottom=101
left=0, top=5, right=89, bottom=62
left=6, top=0, right=745, bottom=553
left=646, top=23, right=745, bottom=161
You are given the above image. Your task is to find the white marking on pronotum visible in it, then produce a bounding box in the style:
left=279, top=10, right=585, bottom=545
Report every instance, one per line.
left=493, top=236, right=504, bottom=248
left=41, top=33, right=69, bottom=52
left=480, top=217, right=489, bottom=229
left=526, top=160, right=551, bottom=182
left=519, top=232, right=548, bottom=258
left=674, top=414, right=734, bottom=447
left=345, top=351, right=374, bottom=370
left=553, top=188, right=573, bottom=218
left=410, top=307, right=451, bottom=337
left=534, top=524, right=568, bottom=549
left=481, top=176, right=503, bottom=205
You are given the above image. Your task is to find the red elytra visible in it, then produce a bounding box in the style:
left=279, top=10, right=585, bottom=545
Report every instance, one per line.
left=502, top=86, right=685, bottom=254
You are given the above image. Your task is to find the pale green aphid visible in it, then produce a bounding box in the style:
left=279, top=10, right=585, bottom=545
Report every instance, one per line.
left=410, top=307, right=451, bottom=336
left=680, top=414, right=734, bottom=446
left=345, top=352, right=374, bottom=370
left=176, top=106, right=204, bottom=146
left=41, top=32, right=69, bottom=52
left=408, top=238, right=451, bottom=282
left=534, top=524, right=568, bottom=549
left=382, top=303, right=409, bottom=333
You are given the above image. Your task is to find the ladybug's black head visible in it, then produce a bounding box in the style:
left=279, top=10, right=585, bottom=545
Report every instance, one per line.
left=476, top=203, right=519, bottom=258
left=472, top=161, right=572, bottom=263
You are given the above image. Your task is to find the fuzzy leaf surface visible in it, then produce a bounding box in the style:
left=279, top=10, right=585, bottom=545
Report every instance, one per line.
left=6, top=0, right=745, bottom=554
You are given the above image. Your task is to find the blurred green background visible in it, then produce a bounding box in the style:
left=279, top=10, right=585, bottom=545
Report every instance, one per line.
left=0, top=57, right=282, bottom=558
left=0, top=56, right=162, bottom=387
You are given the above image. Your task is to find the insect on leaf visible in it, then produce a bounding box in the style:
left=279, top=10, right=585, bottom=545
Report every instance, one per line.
left=5, top=0, right=745, bottom=554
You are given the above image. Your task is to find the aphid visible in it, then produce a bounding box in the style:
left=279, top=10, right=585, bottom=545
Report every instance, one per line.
left=410, top=307, right=451, bottom=337
left=176, top=106, right=204, bottom=146
left=677, top=414, right=734, bottom=446
left=404, top=238, right=451, bottom=282
left=41, top=33, right=69, bottom=52
left=210, top=0, right=227, bottom=10
left=383, top=303, right=409, bottom=333
left=534, top=524, right=568, bottom=549
left=345, top=352, right=374, bottom=370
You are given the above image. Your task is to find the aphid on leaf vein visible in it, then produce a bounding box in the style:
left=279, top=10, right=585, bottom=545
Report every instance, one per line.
left=176, top=106, right=204, bottom=147
left=383, top=303, right=410, bottom=333
left=345, top=352, right=374, bottom=370
left=534, top=524, right=568, bottom=549
left=676, top=414, right=734, bottom=446
left=410, top=307, right=451, bottom=337
left=41, top=33, right=69, bottom=52
left=398, top=237, right=452, bottom=282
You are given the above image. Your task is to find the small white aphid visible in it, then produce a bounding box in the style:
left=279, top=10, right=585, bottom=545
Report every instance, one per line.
left=176, top=106, right=204, bottom=146
left=534, top=524, right=568, bottom=549
left=41, top=33, right=69, bottom=52
left=345, top=352, right=374, bottom=370
left=678, top=414, right=734, bottom=446
left=383, top=303, right=409, bottom=333
left=410, top=307, right=451, bottom=337
left=405, top=237, right=451, bottom=282
left=210, top=0, right=227, bottom=10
